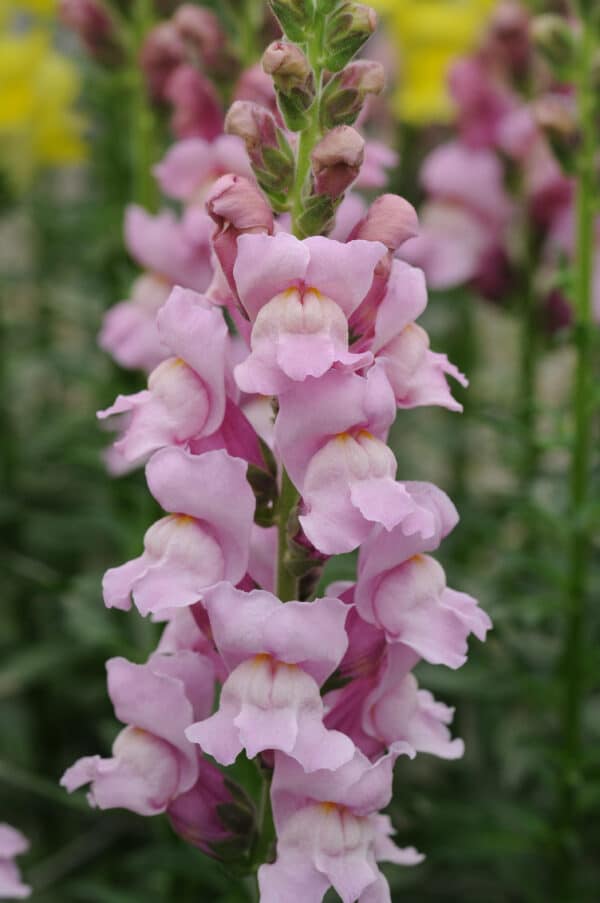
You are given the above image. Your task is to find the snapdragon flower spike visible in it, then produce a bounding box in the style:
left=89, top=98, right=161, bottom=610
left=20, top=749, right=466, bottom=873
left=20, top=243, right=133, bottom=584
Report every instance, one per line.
left=0, top=825, right=30, bottom=900
left=61, top=651, right=214, bottom=815
left=231, top=232, right=385, bottom=394
left=98, top=288, right=228, bottom=466
left=259, top=747, right=422, bottom=903
left=185, top=583, right=355, bottom=771
left=102, top=446, right=255, bottom=615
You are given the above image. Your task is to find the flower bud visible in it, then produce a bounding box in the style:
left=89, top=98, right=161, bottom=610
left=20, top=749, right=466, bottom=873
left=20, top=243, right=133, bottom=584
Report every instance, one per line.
left=59, top=0, right=119, bottom=62
left=263, top=41, right=312, bottom=92
left=269, top=0, right=312, bottom=43
left=167, top=760, right=256, bottom=863
left=262, top=41, right=315, bottom=131
left=173, top=5, right=227, bottom=71
left=165, top=65, right=224, bottom=140
left=349, top=194, right=419, bottom=250
left=140, top=23, right=186, bottom=101
left=530, top=14, right=576, bottom=75
left=225, top=101, right=294, bottom=205
left=206, top=174, right=274, bottom=299
left=311, top=125, right=365, bottom=199
left=323, top=3, right=378, bottom=73
left=321, top=60, right=385, bottom=129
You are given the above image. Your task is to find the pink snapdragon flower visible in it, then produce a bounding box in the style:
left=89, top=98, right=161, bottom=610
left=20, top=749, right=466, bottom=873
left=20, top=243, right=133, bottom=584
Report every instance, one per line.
left=230, top=232, right=386, bottom=394
left=103, top=447, right=255, bottom=615
left=361, top=647, right=464, bottom=760
left=275, top=369, right=439, bottom=553
left=259, top=748, right=422, bottom=903
left=61, top=651, right=214, bottom=815
left=355, top=508, right=491, bottom=668
left=98, top=288, right=228, bottom=466
left=365, top=260, right=467, bottom=410
left=153, top=136, right=252, bottom=205
left=186, top=583, right=355, bottom=771
left=0, top=825, right=30, bottom=900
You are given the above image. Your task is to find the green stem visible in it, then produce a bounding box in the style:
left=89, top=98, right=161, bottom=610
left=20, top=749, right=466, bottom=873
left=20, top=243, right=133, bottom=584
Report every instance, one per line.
left=291, top=9, right=326, bottom=235
left=517, top=236, right=539, bottom=494
left=558, top=6, right=596, bottom=884
left=276, top=468, right=300, bottom=601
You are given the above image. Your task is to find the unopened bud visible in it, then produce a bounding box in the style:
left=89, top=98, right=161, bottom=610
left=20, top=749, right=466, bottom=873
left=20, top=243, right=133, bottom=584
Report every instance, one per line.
left=263, top=41, right=315, bottom=131
left=140, top=23, right=185, bottom=101
left=173, top=5, right=227, bottom=71
left=263, top=41, right=312, bottom=92
left=168, top=762, right=256, bottom=863
left=269, top=0, right=312, bottom=43
left=207, top=174, right=274, bottom=300
left=349, top=194, right=419, bottom=250
left=530, top=14, right=576, bottom=75
left=323, top=3, right=378, bottom=73
left=165, top=65, right=224, bottom=140
left=321, top=60, right=385, bottom=128
left=311, top=125, right=365, bottom=198
left=225, top=102, right=295, bottom=206
left=225, top=101, right=279, bottom=159
left=59, top=0, right=119, bottom=63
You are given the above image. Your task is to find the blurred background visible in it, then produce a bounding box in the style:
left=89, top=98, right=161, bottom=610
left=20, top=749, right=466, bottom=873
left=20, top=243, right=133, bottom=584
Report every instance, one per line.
left=1, top=0, right=599, bottom=900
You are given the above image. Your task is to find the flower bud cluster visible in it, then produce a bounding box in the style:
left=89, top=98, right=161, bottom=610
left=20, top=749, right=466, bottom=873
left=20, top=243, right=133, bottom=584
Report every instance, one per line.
left=65, top=0, right=491, bottom=897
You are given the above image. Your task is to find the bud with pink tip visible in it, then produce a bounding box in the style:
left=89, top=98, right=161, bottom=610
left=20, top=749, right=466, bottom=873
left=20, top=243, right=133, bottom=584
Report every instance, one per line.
left=311, top=125, right=365, bottom=199
left=225, top=101, right=295, bottom=204
left=323, top=2, right=378, bottom=72
left=349, top=193, right=419, bottom=250
left=263, top=41, right=315, bottom=130
left=321, top=59, right=385, bottom=129
left=207, top=174, right=274, bottom=299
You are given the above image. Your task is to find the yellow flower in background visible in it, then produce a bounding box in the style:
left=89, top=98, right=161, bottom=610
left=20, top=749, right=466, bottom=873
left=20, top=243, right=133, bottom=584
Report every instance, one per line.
left=0, top=4, right=86, bottom=191
left=373, top=0, right=497, bottom=123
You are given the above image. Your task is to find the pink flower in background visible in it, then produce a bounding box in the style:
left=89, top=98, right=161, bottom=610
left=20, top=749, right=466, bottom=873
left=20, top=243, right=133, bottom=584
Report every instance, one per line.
left=259, top=748, right=422, bottom=903
left=61, top=651, right=214, bottom=815
left=0, top=825, right=30, bottom=899
left=124, top=205, right=214, bottom=293
left=102, top=447, right=255, bottom=615
left=153, top=136, right=252, bottom=204
left=186, top=584, right=354, bottom=771
left=401, top=142, right=513, bottom=290
left=98, top=274, right=171, bottom=372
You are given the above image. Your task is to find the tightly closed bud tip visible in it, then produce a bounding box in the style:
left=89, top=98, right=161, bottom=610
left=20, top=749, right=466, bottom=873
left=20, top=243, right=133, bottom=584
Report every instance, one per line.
left=311, top=125, right=365, bottom=198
